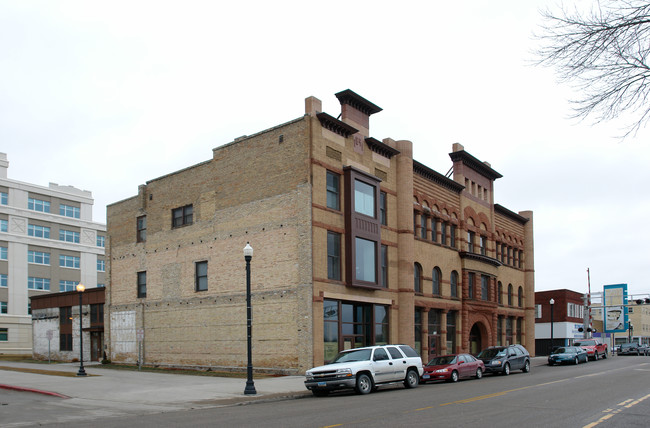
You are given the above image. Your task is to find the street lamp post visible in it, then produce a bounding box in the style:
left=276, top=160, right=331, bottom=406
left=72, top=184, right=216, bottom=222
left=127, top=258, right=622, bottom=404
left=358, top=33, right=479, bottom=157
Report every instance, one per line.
left=76, top=283, right=87, bottom=377
left=629, top=322, right=633, bottom=342
left=243, top=243, right=256, bottom=395
left=549, top=298, right=555, bottom=355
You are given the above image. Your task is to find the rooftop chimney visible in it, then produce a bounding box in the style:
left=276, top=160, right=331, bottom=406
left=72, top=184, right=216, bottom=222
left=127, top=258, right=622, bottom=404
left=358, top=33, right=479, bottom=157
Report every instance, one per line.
left=335, top=89, right=382, bottom=138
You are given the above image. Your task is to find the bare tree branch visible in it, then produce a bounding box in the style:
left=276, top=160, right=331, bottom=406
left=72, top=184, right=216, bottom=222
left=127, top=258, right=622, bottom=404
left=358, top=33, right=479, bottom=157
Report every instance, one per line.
left=534, top=1, right=650, bottom=136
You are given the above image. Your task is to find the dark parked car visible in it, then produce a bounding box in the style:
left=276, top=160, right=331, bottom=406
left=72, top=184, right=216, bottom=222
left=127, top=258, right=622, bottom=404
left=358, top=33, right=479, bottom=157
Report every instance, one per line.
left=618, top=342, right=649, bottom=356
left=477, top=344, right=531, bottom=375
left=548, top=346, right=589, bottom=365
left=421, top=354, right=485, bottom=383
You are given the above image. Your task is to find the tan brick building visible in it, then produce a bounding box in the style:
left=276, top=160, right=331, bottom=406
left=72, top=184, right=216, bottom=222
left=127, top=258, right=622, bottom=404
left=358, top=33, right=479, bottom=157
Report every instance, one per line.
left=106, top=90, right=534, bottom=374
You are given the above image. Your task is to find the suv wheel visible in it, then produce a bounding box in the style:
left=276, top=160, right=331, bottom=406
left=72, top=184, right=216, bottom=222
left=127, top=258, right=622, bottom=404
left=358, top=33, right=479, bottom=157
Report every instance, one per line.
left=503, top=363, right=510, bottom=376
left=355, top=373, right=373, bottom=395
left=404, top=368, right=419, bottom=389
left=522, top=360, right=530, bottom=373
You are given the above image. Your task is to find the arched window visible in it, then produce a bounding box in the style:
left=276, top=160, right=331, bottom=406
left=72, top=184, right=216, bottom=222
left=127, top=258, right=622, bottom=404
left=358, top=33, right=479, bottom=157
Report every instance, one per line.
left=414, top=263, right=422, bottom=293
left=508, top=284, right=513, bottom=306
left=432, top=267, right=441, bottom=295
left=497, top=281, right=503, bottom=304
left=450, top=271, right=459, bottom=298
left=518, top=286, right=524, bottom=307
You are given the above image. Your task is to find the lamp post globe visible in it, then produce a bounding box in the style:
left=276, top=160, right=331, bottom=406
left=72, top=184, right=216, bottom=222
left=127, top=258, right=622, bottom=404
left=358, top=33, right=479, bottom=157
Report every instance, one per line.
left=76, top=283, right=87, bottom=376
left=243, top=242, right=256, bottom=395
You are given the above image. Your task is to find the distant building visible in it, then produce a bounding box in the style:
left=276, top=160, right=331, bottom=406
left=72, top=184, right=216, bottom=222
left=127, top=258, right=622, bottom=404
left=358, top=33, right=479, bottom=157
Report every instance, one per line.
left=0, top=153, right=106, bottom=355
left=534, top=289, right=615, bottom=355
left=107, top=90, right=534, bottom=373
left=591, top=295, right=650, bottom=347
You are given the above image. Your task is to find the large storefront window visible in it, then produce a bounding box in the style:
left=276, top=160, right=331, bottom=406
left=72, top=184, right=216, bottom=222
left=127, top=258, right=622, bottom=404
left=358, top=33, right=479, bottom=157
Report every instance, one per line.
left=428, top=309, right=441, bottom=359
left=323, top=299, right=389, bottom=363
left=323, top=300, right=339, bottom=362
left=414, top=308, right=422, bottom=355
left=506, top=317, right=513, bottom=345
left=447, top=310, right=457, bottom=353
left=497, top=316, right=503, bottom=346
left=375, top=306, right=389, bottom=345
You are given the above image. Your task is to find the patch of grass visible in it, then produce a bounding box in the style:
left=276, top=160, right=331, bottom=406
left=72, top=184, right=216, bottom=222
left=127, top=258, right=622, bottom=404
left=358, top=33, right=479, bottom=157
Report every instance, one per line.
left=0, top=355, right=54, bottom=364
left=0, top=366, right=97, bottom=377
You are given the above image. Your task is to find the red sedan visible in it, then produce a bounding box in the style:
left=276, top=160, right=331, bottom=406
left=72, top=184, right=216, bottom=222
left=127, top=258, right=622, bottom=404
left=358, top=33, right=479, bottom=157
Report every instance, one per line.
left=421, top=354, right=485, bottom=383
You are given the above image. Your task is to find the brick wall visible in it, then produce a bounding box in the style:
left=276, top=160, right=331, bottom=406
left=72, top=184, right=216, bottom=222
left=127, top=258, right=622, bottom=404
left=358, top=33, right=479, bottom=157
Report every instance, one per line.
left=106, top=118, right=314, bottom=373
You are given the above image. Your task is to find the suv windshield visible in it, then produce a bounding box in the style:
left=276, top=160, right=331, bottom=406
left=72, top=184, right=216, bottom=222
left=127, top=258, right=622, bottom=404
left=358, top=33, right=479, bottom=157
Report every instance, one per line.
left=477, top=348, right=506, bottom=359
left=574, top=340, right=595, bottom=346
left=331, top=348, right=372, bottom=363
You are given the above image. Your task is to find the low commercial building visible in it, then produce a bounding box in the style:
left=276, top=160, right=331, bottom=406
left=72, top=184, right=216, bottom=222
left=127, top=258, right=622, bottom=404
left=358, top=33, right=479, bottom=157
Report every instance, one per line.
left=535, top=290, right=590, bottom=355
left=31, top=287, right=105, bottom=362
left=0, top=153, right=106, bottom=355
left=107, top=90, right=534, bottom=373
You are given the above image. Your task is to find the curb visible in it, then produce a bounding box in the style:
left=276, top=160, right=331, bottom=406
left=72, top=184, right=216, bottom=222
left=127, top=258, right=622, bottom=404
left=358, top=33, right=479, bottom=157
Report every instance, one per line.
left=0, top=384, right=70, bottom=399
left=199, top=390, right=311, bottom=407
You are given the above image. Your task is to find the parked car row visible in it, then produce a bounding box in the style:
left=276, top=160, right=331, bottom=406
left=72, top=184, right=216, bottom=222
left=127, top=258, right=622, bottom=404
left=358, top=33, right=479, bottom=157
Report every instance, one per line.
left=304, top=343, right=532, bottom=396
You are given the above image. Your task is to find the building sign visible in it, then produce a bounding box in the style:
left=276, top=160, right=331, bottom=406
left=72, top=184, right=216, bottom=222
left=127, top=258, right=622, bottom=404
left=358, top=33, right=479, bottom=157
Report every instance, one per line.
left=603, top=284, right=628, bottom=333
left=572, top=324, right=583, bottom=338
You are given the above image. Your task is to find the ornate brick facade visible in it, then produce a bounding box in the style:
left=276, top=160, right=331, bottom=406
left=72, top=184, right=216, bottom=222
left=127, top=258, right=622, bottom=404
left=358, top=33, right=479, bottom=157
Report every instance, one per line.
left=106, top=90, right=534, bottom=374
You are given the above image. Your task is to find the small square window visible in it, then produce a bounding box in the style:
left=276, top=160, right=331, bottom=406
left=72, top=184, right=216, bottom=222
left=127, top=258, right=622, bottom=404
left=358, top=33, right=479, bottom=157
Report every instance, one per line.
left=172, top=205, right=193, bottom=228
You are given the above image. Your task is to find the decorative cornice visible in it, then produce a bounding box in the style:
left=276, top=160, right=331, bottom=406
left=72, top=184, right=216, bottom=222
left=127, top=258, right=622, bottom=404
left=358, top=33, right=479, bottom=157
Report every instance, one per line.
left=316, top=112, right=358, bottom=138
left=459, top=251, right=502, bottom=267
left=335, top=89, right=383, bottom=116
left=495, top=204, right=529, bottom=224
left=365, top=137, right=400, bottom=158
left=449, top=150, right=502, bottom=180
left=413, top=160, right=465, bottom=193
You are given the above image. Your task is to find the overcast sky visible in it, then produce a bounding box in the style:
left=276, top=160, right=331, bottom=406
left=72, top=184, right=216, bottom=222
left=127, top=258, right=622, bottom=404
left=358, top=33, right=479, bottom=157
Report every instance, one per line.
left=1, top=1, right=648, bottom=297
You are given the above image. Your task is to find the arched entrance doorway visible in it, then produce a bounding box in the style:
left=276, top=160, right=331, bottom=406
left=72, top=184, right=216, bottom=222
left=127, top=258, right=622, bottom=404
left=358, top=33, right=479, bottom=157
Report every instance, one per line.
left=469, top=323, right=485, bottom=355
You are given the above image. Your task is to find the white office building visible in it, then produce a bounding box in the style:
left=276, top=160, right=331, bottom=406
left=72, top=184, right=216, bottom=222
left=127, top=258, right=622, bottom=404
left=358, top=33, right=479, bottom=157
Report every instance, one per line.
left=0, top=153, right=106, bottom=354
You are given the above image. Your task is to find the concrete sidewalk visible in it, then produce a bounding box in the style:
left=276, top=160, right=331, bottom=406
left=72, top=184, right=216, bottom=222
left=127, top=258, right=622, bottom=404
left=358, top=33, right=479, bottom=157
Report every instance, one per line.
left=1, top=356, right=550, bottom=407
left=0, top=360, right=310, bottom=410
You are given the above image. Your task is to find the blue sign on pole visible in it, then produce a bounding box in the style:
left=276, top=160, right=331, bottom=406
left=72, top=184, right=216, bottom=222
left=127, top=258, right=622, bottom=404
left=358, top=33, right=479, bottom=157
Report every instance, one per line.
left=603, top=284, right=628, bottom=333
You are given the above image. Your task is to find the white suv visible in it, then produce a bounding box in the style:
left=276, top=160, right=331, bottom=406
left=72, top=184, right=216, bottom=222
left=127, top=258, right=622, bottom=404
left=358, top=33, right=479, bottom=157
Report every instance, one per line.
left=304, top=345, right=424, bottom=396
